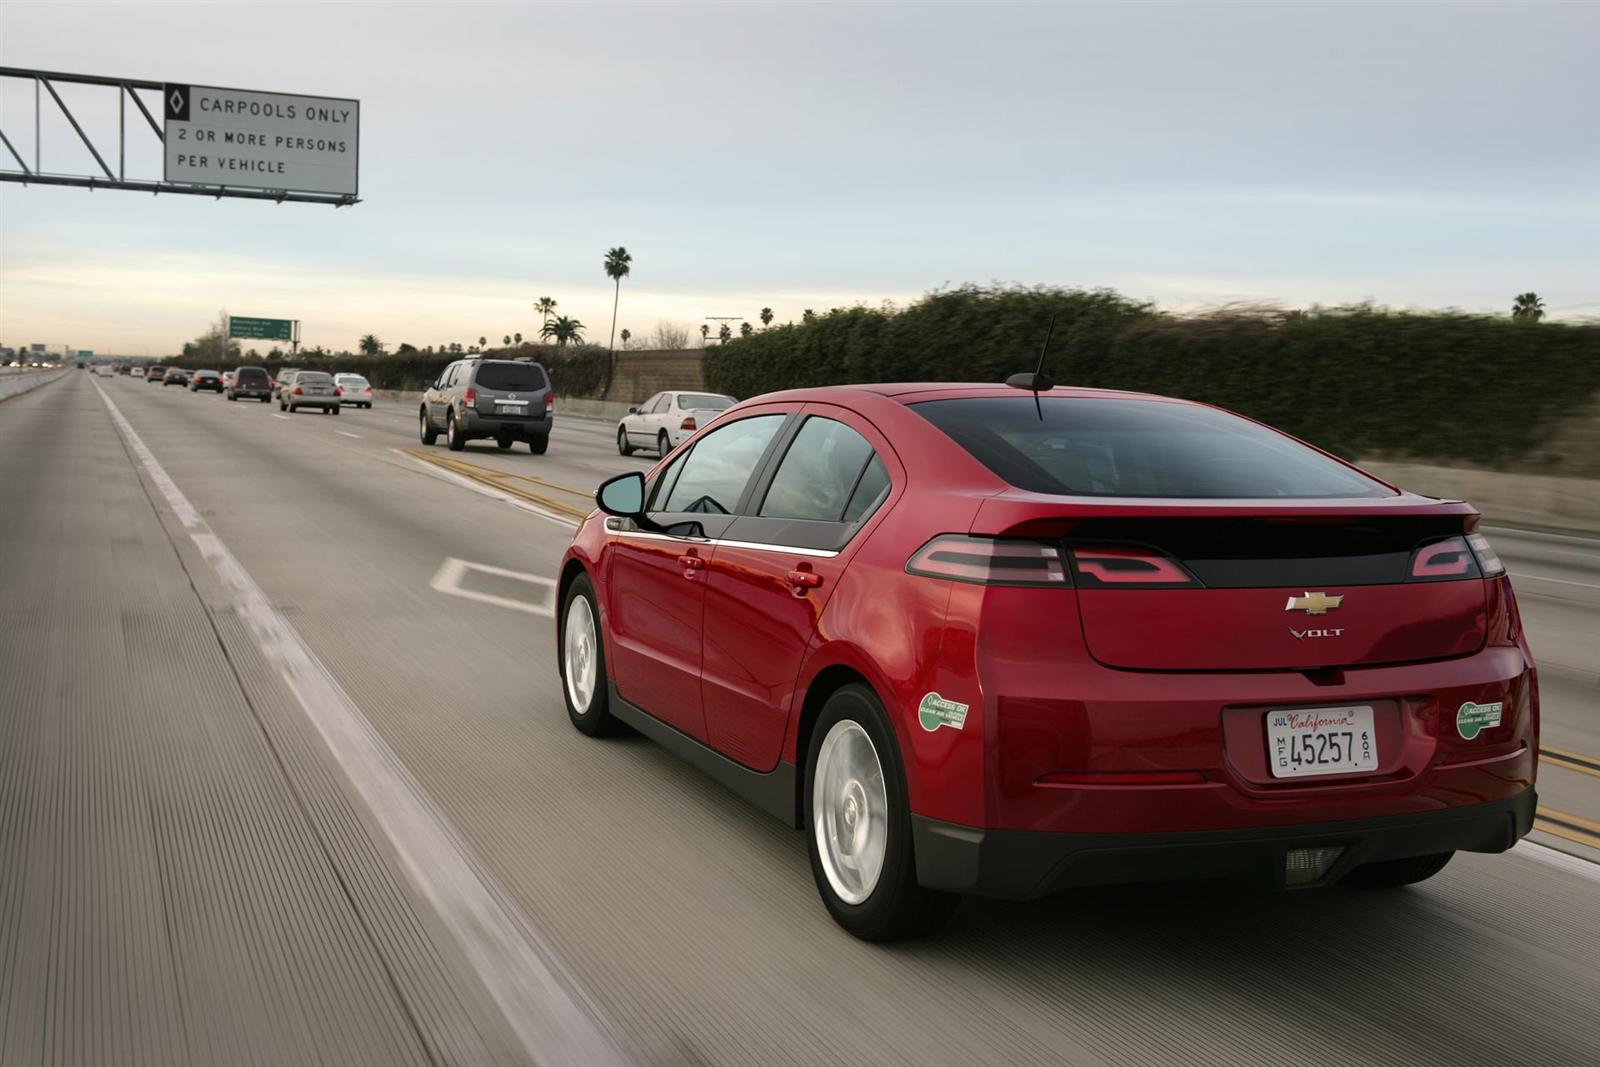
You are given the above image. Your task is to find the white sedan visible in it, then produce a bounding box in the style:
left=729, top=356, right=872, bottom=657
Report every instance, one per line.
left=617, top=390, right=737, bottom=456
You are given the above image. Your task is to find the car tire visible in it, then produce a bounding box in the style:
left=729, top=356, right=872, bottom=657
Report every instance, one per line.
left=419, top=408, right=438, bottom=445
left=331, top=406, right=340, bottom=416
left=289, top=404, right=297, bottom=413
left=228, top=392, right=236, bottom=401
left=617, top=427, right=634, bottom=456
left=279, top=400, right=287, bottom=411
left=559, top=575, right=620, bottom=737
left=1342, top=851, right=1454, bottom=889
left=657, top=430, right=671, bottom=456
left=447, top=411, right=466, bottom=451
left=528, top=434, right=549, bottom=455
left=260, top=397, right=270, bottom=403
left=496, top=436, right=512, bottom=450
left=803, top=684, right=958, bottom=941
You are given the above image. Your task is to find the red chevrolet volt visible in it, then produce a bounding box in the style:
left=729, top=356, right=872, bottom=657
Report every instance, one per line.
left=556, top=383, right=1537, bottom=939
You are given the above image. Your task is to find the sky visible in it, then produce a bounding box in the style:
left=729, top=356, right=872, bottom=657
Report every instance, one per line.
left=1, top=0, right=1596, bottom=355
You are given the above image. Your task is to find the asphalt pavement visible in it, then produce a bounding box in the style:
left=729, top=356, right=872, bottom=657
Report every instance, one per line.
left=3, top=370, right=1597, bottom=1066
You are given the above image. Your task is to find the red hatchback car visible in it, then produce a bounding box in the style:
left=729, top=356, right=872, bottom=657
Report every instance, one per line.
left=556, top=383, right=1538, bottom=939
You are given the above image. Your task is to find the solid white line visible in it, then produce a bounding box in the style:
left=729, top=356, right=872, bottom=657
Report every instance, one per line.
left=93, top=379, right=626, bottom=1066
left=335, top=430, right=362, bottom=439
left=271, top=413, right=290, bottom=421
left=1508, top=571, right=1600, bottom=591
left=393, top=448, right=579, bottom=530
left=1513, top=839, right=1600, bottom=884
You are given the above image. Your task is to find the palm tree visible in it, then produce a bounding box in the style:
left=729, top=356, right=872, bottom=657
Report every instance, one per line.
left=760, top=307, right=773, bottom=329
left=358, top=334, right=382, bottom=356
left=802, top=309, right=816, bottom=323
left=478, top=336, right=487, bottom=349
left=739, top=321, right=753, bottom=338
left=700, top=324, right=710, bottom=345
left=620, top=328, right=631, bottom=349
left=534, top=297, right=558, bottom=339
left=514, top=332, right=523, bottom=345
left=1511, top=292, right=1545, bottom=323
left=503, top=334, right=511, bottom=347
left=718, top=323, right=732, bottom=344
left=604, top=246, right=632, bottom=355
left=541, top=316, right=585, bottom=347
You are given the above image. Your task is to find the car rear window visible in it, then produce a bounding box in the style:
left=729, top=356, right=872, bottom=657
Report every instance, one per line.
left=237, top=368, right=269, bottom=383
left=296, top=372, right=333, bottom=385
left=473, top=362, right=547, bottom=391
left=678, top=393, right=735, bottom=411
left=337, top=375, right=369, bottom=387
left=912, top=396, right=1392, bottom=499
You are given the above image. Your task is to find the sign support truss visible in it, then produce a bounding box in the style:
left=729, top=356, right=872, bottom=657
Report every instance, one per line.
left=0, top=66, right=358, bottom=206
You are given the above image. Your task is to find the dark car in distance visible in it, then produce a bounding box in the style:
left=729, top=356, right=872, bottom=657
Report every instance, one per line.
left=189, top=369, right=225, bottom=393
left=227, top=366, right=273, bottom=402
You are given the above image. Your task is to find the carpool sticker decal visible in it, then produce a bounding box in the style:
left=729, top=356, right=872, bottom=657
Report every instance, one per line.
left=918, top=693, right=969, bottom=732
left=1456, top=700, right=1504, bottom=740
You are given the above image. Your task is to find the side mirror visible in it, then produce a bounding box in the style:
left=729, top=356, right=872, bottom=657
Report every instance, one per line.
left=627, top=406, right=639, bottom=415
left=596, top=471, right=646, bottom=518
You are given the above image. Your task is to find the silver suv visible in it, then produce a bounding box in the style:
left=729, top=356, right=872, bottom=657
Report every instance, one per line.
left=419, top=358, right=553, bottom=454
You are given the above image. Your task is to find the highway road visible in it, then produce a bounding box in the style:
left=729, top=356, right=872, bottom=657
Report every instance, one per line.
left=3, top=370, right=1597, bottom=1066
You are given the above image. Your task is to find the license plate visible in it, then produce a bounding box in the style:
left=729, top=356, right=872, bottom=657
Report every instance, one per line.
left=496, top=402, right=527, bottom=414
left=1266, top=705, right=1378, bottom=779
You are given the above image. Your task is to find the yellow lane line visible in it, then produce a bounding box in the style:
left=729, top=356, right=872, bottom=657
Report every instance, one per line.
left=404, top=450, right=591, bottom=520
left=1541, top=745, right=1600, bottom=781
left=1535, top=806, right=1600, bottom=851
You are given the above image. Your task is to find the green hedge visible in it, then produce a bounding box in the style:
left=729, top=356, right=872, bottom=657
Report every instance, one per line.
left=706, top=286, right=1600, bottom=465
left=167, top=343, right=608, bottom=397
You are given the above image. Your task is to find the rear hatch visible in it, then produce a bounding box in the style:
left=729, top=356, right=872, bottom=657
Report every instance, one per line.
left=1063, top=515, right=1487, bottom=670
left=472, top=361, right=549, bottom=419
left=914, top=392, right=1492, bottom=673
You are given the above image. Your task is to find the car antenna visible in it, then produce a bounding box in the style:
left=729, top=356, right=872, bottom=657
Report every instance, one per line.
left=1004, top=311, right=1056, bottom=419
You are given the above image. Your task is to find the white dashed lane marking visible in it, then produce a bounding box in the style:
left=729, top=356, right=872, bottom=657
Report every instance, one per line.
left=428, top=557, right=557, bottom=617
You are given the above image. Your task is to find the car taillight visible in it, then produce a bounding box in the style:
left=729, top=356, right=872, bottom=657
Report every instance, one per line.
left=1408, top=536, right=1480, bottom=581
left=292, top=386, right=303, bottom=395
left=545, top=394, right=554, bottom=413
left=363, top=387, right=372, bottom=394
left=1465, top=532, right=1505, bottom=577
left=906, top=535, right=1068, bottom=586
left=465, top=387, right=477, bottom=406
left=680, top=416, right=697, bottom=431
left=1069, top=546, right=1200, bottom=588
left=334, top=387, right=343, bottom=396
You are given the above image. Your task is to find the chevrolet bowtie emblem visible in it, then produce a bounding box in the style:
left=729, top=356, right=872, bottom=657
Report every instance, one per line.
left=1285, top=592, right=1344, bottom=615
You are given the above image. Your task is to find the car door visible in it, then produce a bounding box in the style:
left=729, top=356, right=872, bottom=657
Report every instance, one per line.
left=427, top=363, right=458, bottom=426
left=646, top=392, right=672, bottom=442
left=602, top=411, right=789, bottom=741
left=699, top=407, right=897, bottom=771
left=630, top=393, right=663, bottom=443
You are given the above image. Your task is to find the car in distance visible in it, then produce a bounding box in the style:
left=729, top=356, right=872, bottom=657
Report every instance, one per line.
left=146, top=365, right=167, bottom=383
left=617, top=390, right=737, bottom=456
left=272, top=369, right=302, bottom=405
left=280, top=370, right=342, bottom=414
left=334, top=373, right=375, bottom=408
left=226, top=366, right=274, bottom=402
left=419, top=357, right=553, bottom=453
left=556, top=381, right=1538, bottom=940
left=163, top=368, right=192, bottom=387
left=189, top=369, right=225, bottom=393
left=129, top=366, right=145, bottom=379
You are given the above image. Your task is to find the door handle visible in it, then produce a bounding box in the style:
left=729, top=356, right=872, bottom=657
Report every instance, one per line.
left=678, top=553, right=704, bottom=579
left=786, top=569, right=823, bottom=592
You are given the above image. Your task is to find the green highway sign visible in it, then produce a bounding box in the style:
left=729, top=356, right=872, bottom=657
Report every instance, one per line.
left=229, top=316, right=294, bottom=341
left=78, top=350, right=93, bottom=358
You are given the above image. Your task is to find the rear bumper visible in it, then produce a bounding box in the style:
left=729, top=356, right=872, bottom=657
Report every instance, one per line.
left=460, top=410, right=552, bottom=438
left=913, top=787, right=1536, bottom=899
left=289, top=396, right=340, bottom=408
left=230, top=388, right=271, bottom=398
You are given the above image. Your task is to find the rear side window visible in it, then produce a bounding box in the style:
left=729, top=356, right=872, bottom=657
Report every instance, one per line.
left=759, top=417, right=877, bottom=522
left=473, top=362, right=547, bottom=391
left=912, top=397, right=1391, bottom=499
left=662, top=415, right=784, bottom=514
